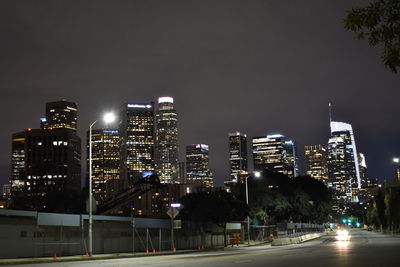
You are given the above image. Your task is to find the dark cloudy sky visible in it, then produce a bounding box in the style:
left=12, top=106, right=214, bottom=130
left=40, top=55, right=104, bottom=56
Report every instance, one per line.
left=0, top=0, right=399, bottom=187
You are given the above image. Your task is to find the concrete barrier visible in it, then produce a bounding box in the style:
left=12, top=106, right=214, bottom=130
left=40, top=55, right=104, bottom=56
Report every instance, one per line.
left=271, top=233, right=324, bottom=246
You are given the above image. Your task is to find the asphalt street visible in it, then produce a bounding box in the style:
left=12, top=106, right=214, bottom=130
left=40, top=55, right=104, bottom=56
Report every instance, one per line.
left=10, top=229, right=400, bottom=267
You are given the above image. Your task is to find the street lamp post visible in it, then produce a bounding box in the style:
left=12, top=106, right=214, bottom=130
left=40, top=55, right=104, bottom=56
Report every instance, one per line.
left=170, top=203, right=181, bottom=251
left=394, top=157, right=400, bottom=181
left=88, top=112, right=115, bottom=256
left=245, top=171, right=260, bottom=246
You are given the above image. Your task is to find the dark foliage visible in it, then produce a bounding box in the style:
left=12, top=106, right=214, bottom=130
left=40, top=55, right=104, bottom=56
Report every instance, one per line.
left=235, top=171, right=332, bottom=225
left=344, top=0, right=400, bottom=72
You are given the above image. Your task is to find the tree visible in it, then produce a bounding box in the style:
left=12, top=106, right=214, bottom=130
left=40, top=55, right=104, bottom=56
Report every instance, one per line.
left=384, top=186, right=400, bottom=231
left=241, top=171, right=332, bottom=225
left=344, top=0, right=400, bottom=73
left=294, top=176, right=333, bottom=223
left=180, top=190, right=248, bottom=246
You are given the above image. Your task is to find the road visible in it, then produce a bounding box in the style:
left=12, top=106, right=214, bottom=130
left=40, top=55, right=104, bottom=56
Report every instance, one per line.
left=12, top=229, right=400, bottom=267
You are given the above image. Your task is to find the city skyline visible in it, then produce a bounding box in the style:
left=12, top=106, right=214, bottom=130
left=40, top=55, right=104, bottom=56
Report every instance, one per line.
left=2, top=95, right=397, bottom=189
left=0, top=1, right=399, bottom=188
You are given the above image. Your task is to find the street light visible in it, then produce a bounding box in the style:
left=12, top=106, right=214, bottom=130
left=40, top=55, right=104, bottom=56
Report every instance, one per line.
left=394, top=157, right=400, bottom=181
left=245, top=171, right=260, bottom=245
left=170, top=203, right=181, bottom=251
left=88, top=112, right=116, bottom=256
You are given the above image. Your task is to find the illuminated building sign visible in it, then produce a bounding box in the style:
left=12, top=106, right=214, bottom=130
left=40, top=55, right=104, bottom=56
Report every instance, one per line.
left=127, top=104, right=152, bottom=109
left=158, top=97, right=174, bottom=104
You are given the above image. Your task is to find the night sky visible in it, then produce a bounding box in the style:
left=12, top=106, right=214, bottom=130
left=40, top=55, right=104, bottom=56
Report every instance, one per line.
left=0, top=0, right=399, bottom=188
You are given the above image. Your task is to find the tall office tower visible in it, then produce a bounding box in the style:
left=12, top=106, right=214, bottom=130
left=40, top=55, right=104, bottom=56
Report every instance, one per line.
left=252, top=134, right=298, bottom=177
left=86, top=129, right=119, bottom=202
left=11, top=128, right=81, bottom=211
left=45, top=100, right=78, bottom=132
left=186, top=144, right=213, bottom=189
left=358, top=152, right=368, bottom=188
left=228, top=132, right=248, bottom=183
left=304, top=145, right=328, bottom=185
left=178, top=161, right=187, bottom=184
left=327, top=121, right=361, bottom=213
left=39, top=118, right=47, bottom=129
left=2, top=183, right=11, bottom=200
left=154, top=97, right=179, bottom=184
left=119, top=103, right=154, bottom=190
left=327, top=136, right=351, bottom=209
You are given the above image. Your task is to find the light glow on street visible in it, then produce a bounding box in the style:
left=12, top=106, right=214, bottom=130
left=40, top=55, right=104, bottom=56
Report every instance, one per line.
left=336, top=229, right=350, bottom=241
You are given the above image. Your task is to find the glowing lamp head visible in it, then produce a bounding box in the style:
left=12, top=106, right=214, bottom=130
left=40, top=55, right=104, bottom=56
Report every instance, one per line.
left=103, top=112, right=116, bottom=124
left=393, top=158, right=400, bottom=164
left=254, top=171, right=261, bottom=178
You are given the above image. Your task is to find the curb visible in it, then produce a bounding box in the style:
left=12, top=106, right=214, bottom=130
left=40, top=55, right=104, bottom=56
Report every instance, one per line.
left=0, top=248, right=223, bottom=266
left=0, top=242, right=274, bottom=265
left=271, top=233, right=325, bottom=246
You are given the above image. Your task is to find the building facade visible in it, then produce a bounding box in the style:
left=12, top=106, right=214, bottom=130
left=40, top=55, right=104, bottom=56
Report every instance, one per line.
left=252, top=134, right=298, bottom=178
left=44, top=100, right=78, bottom=132
left=228, top=132, right=248, bottom=183
left=2, top=183, right=11, bottom=200
left=304, top=145, right=328, bottom=185
left=186, top=144, right=213, bottom=189
left=154, top=97, right=179, bottom=184
left=327, top=136, right=351, bottom=209
left=86, top=129, right=119, bottom=202
left=327, top=121, right=361, bottom=214
left=11, top=128, right=81, bottom=211
left=358, top=152, right=368, bottom=188
left=119, top=103, right=155, bottom=191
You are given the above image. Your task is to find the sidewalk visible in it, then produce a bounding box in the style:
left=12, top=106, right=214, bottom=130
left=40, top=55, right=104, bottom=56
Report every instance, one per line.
left=0, top=242, right=272, bottom=266
left=0, top=248, right=211, bottom=266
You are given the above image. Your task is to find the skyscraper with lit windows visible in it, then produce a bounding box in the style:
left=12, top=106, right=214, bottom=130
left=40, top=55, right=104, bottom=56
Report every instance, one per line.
left=327, top=121, right=361, bottom=213
left=11, top=128, right=81, bottom=211
left=154, top=97, right=179, bottom=184
left=10, top=100, right=81, bottom=212
left=86, top=129, right=119, bottom=202
left=119, top=103, right=154, bottom=191
left=186, top=144, right=213, bottom=189
left=228, top=132, right=248, bottom=183
left=45, top=100, right=78, bottom=132
left=358, top=152, right=368, bottom=188
left=305, top=145, right=328, bottom=185
left=252, top=134, right=298, bottom=177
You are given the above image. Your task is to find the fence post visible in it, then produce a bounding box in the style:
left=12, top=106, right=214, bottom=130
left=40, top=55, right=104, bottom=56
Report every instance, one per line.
left=132, top=218, right=135, bottom=254
left=159, top=228, right=162, bottom=252
left=146, top=228, right=149, bottom=252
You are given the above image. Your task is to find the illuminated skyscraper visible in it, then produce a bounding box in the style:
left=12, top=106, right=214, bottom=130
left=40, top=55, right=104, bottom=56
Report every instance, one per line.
left=327, top=121, right=361, bottom=213
left=186, top=144, right=213, bottom=189
left=11, top=128, right=81, bottom=211
left=228, top=132, right=248, bottom=182
left=45, top=100, right=78, bottom=132
left=86, top=129, right=119, bottom=202
left=154, top=97, right=179, bottom=184
left=252, top=134, right=298, bottom=177
left=10, top=100, right=81, bottom=212
left=358, top=152, right=368, bottom=188
left=304, top=145, right=328, bottom=185
left=119, top=103, right=154, bottom=190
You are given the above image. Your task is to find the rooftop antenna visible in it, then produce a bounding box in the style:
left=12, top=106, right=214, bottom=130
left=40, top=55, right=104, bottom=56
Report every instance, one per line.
left=329, top=102, right=333, bottom=124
